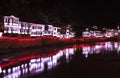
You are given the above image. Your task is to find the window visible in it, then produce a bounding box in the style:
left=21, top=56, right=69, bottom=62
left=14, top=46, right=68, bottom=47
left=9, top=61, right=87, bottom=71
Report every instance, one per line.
left=4, top=18, right=8, bottom=24
left=10, top=18, right=12, bottom=23
left=54, top=28, right=56, bottom=30
left=4, top=27, right=9, bottom=31
left=40, top=32, right=42, bottom=35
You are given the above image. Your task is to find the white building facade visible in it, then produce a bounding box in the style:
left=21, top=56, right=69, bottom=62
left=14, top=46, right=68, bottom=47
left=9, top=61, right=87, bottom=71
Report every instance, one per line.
left=0, top=15, right=75, bottom=38
left=30, top=23, right=45, bottom=37
left=4, top=15, right=21, bottom=35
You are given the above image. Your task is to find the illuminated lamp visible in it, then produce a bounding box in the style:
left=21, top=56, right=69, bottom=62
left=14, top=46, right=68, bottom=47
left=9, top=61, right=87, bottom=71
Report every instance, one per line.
left=8, top=30, right=11, bottom=33
left=0, top=32, right=3, bottom=36
left=0, top=67, right=2, bottom=73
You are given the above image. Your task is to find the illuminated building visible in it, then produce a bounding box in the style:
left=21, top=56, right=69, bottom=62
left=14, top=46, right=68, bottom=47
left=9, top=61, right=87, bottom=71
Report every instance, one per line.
left=30, top=23, right=45, bottom=37
left=43, top=25, right=54, bottom=36
left=93, top=31, right=104, bottom=37
left=20, top=22, right=31, bottom=37
left=59, top=25, right=75, bottom=38
left=53, top=26, right=59, bottom=37
left=82, top=27, right=119, bottom=38
left=82, top=28, right=91, bottom=37
left=105, top=29, right=118, bottom=37
left=0, top=15, right=75, bottom=38
left=0, top=15, right=21, bottom=36
left=82, top=31, right=91, bottom=37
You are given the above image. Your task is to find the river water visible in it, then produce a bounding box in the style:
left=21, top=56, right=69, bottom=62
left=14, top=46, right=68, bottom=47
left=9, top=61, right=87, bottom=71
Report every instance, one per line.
left=0, top=42, right=120, bottom=78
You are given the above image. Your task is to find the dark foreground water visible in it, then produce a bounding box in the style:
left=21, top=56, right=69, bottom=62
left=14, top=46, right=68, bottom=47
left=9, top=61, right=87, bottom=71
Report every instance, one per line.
left=1, top=42, right=120, bottom=78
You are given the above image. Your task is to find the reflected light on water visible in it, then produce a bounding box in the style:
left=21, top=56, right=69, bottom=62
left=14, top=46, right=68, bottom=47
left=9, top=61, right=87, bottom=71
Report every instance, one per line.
left=0, top=47, right=75, bottom=78
left=1, top=41, right=119, bottom=77
left=81, top=42, right=120, bottom=58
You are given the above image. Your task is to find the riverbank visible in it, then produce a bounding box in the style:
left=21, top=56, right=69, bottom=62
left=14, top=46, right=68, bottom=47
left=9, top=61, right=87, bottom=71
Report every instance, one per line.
left=0, top=36, right=75, bottom=49
left=0, top=36, right=119, bottom=50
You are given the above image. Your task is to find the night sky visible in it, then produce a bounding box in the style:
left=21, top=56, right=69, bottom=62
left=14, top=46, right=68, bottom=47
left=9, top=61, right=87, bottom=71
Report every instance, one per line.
left=0, top=0, right=120, bottom=36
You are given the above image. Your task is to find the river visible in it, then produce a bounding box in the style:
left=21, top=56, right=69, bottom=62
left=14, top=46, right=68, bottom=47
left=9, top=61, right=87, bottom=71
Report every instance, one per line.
left=0, top=41, right=120, bottom=78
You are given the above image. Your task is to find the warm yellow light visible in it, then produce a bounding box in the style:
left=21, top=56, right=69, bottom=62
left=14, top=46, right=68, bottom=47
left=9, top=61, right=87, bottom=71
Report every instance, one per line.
left=93, top=26, right=97, bottom=29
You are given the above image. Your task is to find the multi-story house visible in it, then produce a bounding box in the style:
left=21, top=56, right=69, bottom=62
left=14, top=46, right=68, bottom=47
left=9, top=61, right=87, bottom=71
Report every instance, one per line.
left=0, top=15, right=75, bottom=38
left=52, top=26, right=59, bottom=37
left=20, top=22, right=31, bottom=37
left=0, top=15, right=21, bottom=36
left=43, top=25, right=54, bottom=36
left=30, top=23, right=45, bottom=37
left=105, top=29, right=118, bottom=37
left=66, top=26, right=75, bottom=38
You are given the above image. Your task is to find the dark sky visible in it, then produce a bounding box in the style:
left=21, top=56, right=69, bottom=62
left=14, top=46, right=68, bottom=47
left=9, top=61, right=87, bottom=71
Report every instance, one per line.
left=34, top=0, right=119, bottom=27
left=0, top=0, right=120, bottom=28
left=60, top=0, right=120, bottom=26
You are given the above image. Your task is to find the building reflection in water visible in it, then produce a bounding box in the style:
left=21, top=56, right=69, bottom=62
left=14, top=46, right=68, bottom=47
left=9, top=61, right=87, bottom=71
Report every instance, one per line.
left=1, top=41, right=120, bottom=78
left=81, top=42, right=120, bottom=58
left=0, top=47, right=74, bottom=78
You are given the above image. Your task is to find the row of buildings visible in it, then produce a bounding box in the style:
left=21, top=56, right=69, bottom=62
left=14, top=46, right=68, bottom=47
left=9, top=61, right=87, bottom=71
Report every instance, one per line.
left=0, top=15, right=75, bottom=38
left=82, top=28, right=119, bottom=38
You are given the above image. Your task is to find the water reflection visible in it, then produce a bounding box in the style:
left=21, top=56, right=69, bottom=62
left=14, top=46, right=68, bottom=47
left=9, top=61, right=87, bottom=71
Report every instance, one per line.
left=0, top=47, right=74, bottom=78
left=1, top=41, right=120, bottom=78
left=78, top=42, right=120, bottom=58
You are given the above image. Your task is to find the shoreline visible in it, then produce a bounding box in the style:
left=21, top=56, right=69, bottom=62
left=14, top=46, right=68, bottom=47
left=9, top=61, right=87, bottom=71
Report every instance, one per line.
left=0, top=36, right=75, bottom=51
left=0, top=36, right=119, bottom=50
